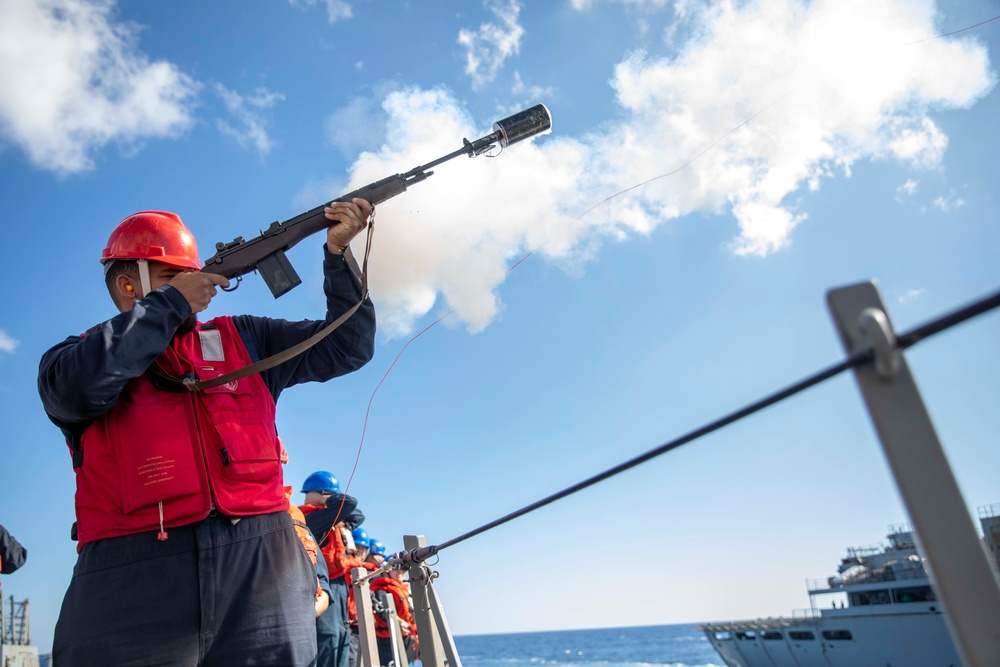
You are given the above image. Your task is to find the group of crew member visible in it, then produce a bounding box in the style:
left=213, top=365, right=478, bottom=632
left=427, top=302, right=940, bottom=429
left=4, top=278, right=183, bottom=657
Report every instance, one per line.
left=297, top=469, right=419, bottom=667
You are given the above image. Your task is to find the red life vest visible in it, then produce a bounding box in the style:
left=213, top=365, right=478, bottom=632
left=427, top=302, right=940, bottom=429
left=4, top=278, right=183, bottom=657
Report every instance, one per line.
left=370, top=576, right=417, bottom=638
left=73, top=317, right=286, bottom=548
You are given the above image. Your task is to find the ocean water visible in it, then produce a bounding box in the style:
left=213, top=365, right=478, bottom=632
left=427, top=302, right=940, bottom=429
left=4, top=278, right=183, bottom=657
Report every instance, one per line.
left=454, top=623, right=725, bottom=667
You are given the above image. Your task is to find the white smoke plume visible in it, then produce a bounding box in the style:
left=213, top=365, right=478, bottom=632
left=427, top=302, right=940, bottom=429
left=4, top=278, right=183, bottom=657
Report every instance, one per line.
left=332, top=0, right=994, bottom=337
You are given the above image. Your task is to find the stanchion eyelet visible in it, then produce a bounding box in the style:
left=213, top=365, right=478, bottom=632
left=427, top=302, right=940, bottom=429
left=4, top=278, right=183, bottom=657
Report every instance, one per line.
left=858, top=307, right=898, bottom=379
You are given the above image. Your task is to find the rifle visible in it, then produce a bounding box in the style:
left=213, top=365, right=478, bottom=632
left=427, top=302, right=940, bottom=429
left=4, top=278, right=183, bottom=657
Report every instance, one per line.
left=202, top=104, right=552, bottom=298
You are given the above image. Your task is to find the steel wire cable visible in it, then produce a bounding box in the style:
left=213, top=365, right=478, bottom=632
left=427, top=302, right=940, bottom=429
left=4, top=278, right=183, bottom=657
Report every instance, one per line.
left=399, top=287, right=1000, bottom=563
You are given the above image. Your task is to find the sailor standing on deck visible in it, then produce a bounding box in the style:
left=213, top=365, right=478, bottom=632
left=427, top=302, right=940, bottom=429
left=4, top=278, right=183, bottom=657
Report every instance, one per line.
left=37, top=202, right=377, bottom=666
left=300, top=471, right=366, bottom=667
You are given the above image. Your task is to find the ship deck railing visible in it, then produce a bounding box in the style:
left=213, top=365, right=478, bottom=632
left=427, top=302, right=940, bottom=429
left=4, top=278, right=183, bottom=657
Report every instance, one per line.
left=978, top=503, right=1000, bottom=520
left=697, top=609, right=822, bottom=633
left=844, top=543, right=885, bottom=559
left=807, top=567, right=929, bottom=592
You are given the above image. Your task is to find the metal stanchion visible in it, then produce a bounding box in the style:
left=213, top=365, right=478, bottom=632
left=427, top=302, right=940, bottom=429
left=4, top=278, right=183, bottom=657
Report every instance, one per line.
left=352, top=567, right=380, bottom=667
left=426, top=578, right=463, bottom=667
left=383, top=594, right=409, bottom=667
left=827, top=280, right=1000, bottom=667
left=404, top=535, right=446, bottom=667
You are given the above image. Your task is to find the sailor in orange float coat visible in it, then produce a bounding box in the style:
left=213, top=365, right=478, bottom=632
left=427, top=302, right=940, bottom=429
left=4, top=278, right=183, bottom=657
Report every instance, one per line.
left=285, top=486, right=330, bottom=617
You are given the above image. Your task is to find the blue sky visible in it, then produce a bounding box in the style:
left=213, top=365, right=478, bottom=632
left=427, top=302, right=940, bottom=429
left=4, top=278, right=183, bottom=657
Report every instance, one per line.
left=1, top=0, right=998, bottom=653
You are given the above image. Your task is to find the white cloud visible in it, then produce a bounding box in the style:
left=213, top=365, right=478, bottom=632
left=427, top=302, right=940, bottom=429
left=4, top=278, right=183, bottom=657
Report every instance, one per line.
left=288, top=0, right=352, bottom=24
left=457, top=0, right=526, bottom=89
left=897, top=288, right=925, bottom=304
left=933, top=192, right=965, bottom=212
left=214, top=84, right=285, bottom=157
left=897, top=178, right=918, bottom=198
left=597, top=0, right=994, bottom=256
left=320, top=0, right=995, bottom=335
left=494, top=71, right=557, bottom=116
left=0, top=329, right=20, bottom=354
left=884, top=116, right=948, bottom=167
left=509, top=71, right=555, bottom=104
left=0, top=0, right=199, bottom=175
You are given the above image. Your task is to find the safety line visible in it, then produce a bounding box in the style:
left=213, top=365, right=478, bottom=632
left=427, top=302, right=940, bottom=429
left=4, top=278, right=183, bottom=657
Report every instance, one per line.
left=398, top=287, right=1000, bottom=562
left=900, top=14, right=999, bottom=46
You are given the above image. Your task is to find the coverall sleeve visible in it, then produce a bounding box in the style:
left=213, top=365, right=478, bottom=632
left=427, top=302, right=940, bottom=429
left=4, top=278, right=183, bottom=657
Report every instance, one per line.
left=0, top=524, right=27, bottom=574
left=303, top=493, right=361, bottom=541
left=233, top=246, right=376, bottom=401
left=37, top=286, right=192, bottom=426
left=330, top=492, right=364, bottom=528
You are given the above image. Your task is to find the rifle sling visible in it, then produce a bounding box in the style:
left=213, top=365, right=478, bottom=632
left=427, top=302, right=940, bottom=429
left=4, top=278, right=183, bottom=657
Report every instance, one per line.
left=159, top=213, right=376, bottom=393
left=184, top=297, right=366, bottom=391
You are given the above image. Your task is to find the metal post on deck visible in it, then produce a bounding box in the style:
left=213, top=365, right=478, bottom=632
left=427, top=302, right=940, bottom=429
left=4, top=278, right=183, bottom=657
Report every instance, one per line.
left=426, top=576, right=463, bottom=667
left=383, top=594, right=409, bottom=667
left=352, top=567, right=380, bottom=667
left=827, top=280, right=1000, bottom=667
left=404, top=534, right=446, bottom=667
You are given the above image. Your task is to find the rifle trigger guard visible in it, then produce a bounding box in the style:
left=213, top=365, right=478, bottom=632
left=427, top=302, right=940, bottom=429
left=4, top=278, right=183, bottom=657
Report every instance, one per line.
left=221, top=275, right=242, bottom=292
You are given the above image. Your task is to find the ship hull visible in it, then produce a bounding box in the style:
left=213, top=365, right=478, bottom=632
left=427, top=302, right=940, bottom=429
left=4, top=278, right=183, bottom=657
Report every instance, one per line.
left=702, top=608, right=961, bottom=667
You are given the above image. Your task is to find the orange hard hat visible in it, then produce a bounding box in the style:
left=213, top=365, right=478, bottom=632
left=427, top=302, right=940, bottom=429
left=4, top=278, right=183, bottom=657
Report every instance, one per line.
left=101, top=211, right=201, bottom=270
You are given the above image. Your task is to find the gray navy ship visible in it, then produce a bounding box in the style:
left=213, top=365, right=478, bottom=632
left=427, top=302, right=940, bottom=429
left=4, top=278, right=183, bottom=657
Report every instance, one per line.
left=700, top=503, right=1000, bottom=667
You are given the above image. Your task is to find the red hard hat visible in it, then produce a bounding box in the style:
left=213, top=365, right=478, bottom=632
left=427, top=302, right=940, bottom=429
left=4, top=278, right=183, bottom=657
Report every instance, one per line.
left=101, top=211, right=201, bottom=270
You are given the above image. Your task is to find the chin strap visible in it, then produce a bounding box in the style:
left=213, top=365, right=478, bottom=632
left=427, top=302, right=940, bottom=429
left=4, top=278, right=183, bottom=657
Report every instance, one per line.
left=137, top=259, right=153, bottom=298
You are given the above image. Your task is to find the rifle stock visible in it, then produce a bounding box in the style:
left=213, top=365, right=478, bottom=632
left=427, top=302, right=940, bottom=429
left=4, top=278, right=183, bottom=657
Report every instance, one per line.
left=201, top=104, right=551, bottom=298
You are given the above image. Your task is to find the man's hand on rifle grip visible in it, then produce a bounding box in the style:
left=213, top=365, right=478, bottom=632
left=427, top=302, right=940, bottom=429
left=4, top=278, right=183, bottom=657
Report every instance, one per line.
left=324, top=198, right=372, bottom=254
left=169, top=272, right=230, bottom=314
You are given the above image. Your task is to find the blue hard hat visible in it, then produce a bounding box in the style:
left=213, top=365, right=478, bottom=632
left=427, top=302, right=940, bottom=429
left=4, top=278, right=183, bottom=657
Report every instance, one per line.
left=301, top=471, right=340, bottom=494
left=352, top=527, right=370, bottom=548
left=368, top=539, right=385, bottom=555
